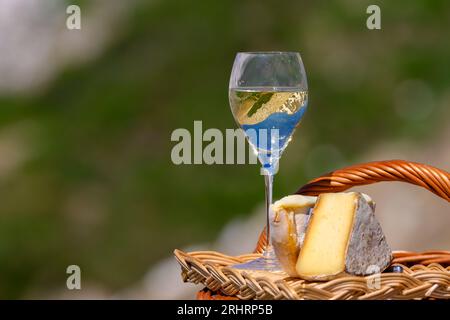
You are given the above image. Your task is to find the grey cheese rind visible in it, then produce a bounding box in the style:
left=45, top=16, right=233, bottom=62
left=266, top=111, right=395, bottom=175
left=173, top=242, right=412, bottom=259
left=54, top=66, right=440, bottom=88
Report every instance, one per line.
left=345, top=194, right=392, bottom=275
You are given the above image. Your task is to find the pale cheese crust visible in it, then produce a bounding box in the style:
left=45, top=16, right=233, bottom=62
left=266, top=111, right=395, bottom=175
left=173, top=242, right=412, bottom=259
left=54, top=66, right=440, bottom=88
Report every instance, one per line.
left=270, top=195, right=316, bottom=276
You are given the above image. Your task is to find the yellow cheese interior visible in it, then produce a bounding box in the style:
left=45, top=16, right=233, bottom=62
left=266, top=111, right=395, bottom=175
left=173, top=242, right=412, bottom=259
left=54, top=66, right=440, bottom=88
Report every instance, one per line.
left=296, top=193, right=357, bottom=278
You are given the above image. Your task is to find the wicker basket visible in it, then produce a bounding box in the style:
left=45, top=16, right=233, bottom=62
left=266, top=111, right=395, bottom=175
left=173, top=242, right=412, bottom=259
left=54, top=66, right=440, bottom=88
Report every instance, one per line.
left=174, top=160, right=450, bottom=300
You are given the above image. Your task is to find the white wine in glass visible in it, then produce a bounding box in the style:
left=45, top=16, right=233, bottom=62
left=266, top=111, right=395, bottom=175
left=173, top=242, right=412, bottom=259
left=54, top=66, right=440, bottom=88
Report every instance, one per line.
left=229, top=89, right=308, bottom=173
left=229, top=52, right=308, bottom=271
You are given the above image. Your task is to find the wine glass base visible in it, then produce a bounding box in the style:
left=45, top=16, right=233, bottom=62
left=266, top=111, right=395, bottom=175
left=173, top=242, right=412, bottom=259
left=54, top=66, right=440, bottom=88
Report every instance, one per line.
left=231, top=246, right=284, bottom=273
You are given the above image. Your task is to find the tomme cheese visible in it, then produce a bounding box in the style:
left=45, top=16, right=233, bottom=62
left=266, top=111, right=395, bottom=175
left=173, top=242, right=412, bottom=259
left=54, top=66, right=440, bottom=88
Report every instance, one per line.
left=270, top=193, right=378, bottom=277
left=270, top=195, right=316, bottom=276
left=295, top=192, right=392, bottom=280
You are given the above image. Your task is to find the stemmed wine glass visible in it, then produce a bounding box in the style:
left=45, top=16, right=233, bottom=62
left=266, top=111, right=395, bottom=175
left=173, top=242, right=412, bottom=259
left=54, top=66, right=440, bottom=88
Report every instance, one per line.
left=229, top=52, right=308, bottom=270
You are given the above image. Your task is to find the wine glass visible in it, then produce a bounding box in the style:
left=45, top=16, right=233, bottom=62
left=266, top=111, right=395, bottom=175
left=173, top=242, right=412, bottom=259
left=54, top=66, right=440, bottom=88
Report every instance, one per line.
left=229, top=52, right=308, bottom=271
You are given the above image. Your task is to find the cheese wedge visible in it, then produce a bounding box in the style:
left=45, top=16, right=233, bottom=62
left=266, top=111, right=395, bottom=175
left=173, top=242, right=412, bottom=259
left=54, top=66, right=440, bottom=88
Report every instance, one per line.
left=270, top=195, right=316, bottom=276
left=295, top=192, right=391, bottom=280
left=270, top=193, right=377, bottom=277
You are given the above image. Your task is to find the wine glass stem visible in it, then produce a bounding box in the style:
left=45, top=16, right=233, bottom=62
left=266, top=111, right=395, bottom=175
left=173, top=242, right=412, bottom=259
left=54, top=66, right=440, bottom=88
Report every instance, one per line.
left=264, top=173, right=273, bottom=257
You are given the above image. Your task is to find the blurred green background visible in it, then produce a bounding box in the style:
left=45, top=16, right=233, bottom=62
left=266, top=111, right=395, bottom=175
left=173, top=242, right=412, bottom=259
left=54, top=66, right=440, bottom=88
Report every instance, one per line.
left=0, top=0, right=448, bottom=298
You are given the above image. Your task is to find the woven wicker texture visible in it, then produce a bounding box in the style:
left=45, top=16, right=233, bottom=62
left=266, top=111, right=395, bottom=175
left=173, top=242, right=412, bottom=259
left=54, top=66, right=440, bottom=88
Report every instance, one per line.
left=175, top=160, right=450, bottom=300
left=297, top=159, right=449, bottom=201
left=175, top=249, right=450, bottom=300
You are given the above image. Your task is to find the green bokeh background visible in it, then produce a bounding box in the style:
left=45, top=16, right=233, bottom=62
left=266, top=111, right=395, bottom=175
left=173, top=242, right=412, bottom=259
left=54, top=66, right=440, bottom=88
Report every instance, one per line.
left=0, top=0, right=448, bottom=298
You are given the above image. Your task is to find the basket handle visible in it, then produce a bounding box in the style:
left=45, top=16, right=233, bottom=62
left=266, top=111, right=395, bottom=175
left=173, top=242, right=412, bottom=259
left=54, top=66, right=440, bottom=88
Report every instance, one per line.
left=296, top=159, right=449, bottom=201
left=254, top=159, right=450, bottom=253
